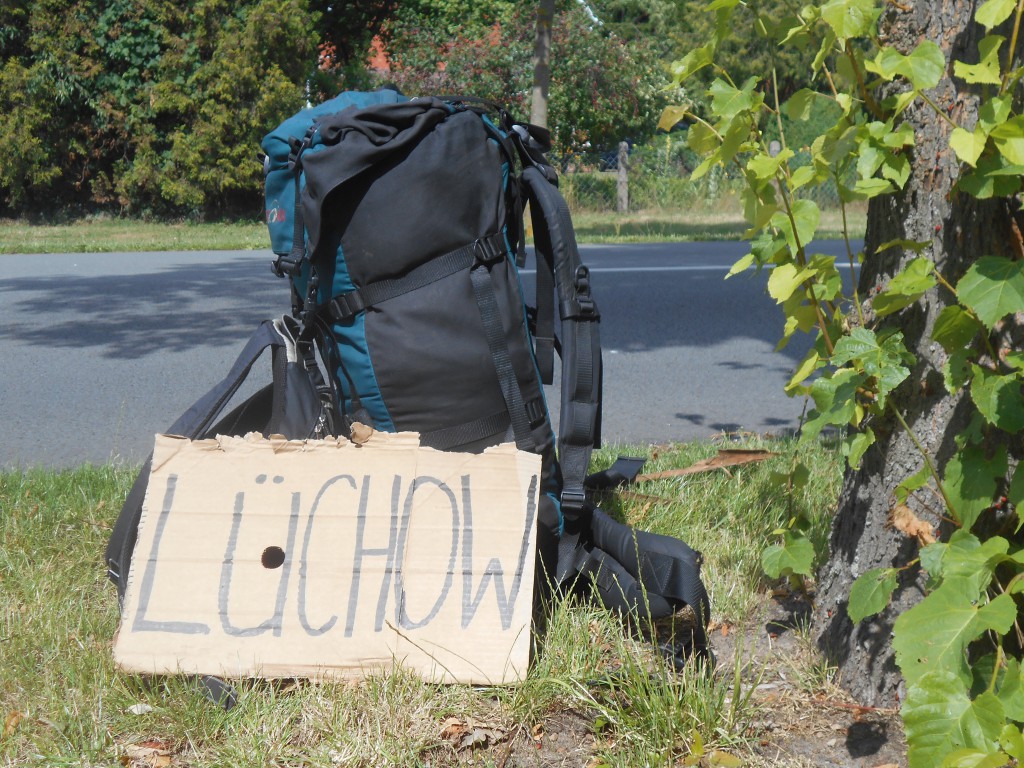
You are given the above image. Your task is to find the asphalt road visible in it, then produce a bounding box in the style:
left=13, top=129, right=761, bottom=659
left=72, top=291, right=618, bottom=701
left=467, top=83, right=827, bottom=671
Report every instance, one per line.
left=0, top=241, right=860, bottom=469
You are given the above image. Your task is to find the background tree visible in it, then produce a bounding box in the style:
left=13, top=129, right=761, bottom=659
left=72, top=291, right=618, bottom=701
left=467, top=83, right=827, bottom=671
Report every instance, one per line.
left=669, top=3, right=1024, bottom=759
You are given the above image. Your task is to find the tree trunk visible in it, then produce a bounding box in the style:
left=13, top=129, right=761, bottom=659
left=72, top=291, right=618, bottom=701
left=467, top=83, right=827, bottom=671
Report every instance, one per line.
left=811, top=1, right=1024, bottom=707
left=530, top=0, right=555, bottom=129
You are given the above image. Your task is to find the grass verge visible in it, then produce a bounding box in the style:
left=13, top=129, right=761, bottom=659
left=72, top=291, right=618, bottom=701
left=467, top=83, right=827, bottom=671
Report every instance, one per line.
left=1, top=206, right=866, bottom=254
left=0, top=435, right=842, bottom=767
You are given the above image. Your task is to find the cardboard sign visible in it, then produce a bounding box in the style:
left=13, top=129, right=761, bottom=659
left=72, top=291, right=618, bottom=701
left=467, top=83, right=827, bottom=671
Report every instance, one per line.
left=114, top=432, right=540, bottom=684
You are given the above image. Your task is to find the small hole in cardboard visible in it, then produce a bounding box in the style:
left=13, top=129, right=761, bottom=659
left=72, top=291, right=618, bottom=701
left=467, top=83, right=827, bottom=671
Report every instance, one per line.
left=261, top=546, right=286, bottom=569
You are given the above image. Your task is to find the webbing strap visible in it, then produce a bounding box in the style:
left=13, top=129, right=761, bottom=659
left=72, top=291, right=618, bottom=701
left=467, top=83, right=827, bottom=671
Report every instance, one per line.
left=419, top=410, right=510, bottom=451
left=469, top=264, right=535, bottom=451
left=323, top=233, right=506, bottom=320
left=520, top=165, right=602, bottom=519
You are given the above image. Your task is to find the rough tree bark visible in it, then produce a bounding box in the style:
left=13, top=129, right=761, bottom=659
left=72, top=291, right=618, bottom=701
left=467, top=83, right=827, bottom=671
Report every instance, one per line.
left=811, top=1, right=1024, bottom=707
left=530, top=0, right=555, bottom=129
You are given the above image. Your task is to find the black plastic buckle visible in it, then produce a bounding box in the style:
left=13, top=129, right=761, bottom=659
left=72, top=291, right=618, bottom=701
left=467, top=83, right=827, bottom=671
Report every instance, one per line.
left=561, top=489, right=587, bottom=515
left=574, top=266, right=597, bottom=317
left=474, top=236, right=505, bottom=267
left=271, top=253, right=304, bottom=278
left=328, top=291, right=366, bottom=320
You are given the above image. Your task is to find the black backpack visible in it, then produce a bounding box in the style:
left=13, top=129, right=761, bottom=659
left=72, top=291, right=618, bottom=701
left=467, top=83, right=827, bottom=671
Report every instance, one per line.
left=106, top=91, right=711, bottom=668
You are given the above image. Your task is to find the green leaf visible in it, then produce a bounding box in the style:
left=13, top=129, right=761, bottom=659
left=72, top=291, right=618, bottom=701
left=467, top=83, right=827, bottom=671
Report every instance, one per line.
left=868, top=41, right=946, bottom=90
left=708, top=77, right=759, bottom=120
left=747, top=148, right=794, bottom=181
left=904, top=671, right=1005, bottom=768
left=970, top=366, right=1024, bottom=432
left=896, top=464, right=932, bottom=505
left=1001, top=724, right=1024, bottom=760
left=977, top=0, right=1016, bottom=30
left=831, top=327, right=912, bottom=403
left=958, top=153, right=1024, bottom=199
left=787, top=349, right=821, bottom=392
left=668, top=44, right=715, bottom=85
left=762, top=531, right=815, bottom=578
left=990, top=116, right=1024, bottom=165
left=873, top=258, right=937, bottom=317
left=727, top=252, right=755, bottom=277
left=944, top=348, right=974, bottom=394
left=784, top=89, right=818, bottom=121
left=820, top=0, right=880, bottom=42
left=957, top=255, right=1024, bottom=329
left=996, top=658, right=1024, bottom=721
left=895, top=585, right=1017, bottom=686
left=848, top=566, right=898, bottom=623
left=941, top=749, right=1012, bottom=768
left=803, top=368, right=865, bottom=438
left=767, top=263, right=816, bottom=303
left=687, top=121, right=720, bottom=155
left=919, top=530, right=1008, bottom=596
left=789, top=164, right=818, bottom=191
left=943, top=444, right=1008, bottom=530
left=953, top=35, right=1004, bottom=85
left=950, top=126, right=990, bottom=167
left=933, top=306, right=982, bottom=352
left=979, top=96, right=1013, bottom=133
left=843, top=427, right=875, bottom=469
left=1009, top=465, right=1024, bottom=506
left=658, top=105, right=691, bottom=133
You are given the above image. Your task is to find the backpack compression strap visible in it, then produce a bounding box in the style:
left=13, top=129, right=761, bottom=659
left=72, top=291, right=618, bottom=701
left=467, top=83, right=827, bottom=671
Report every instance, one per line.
left=520, top=165, right=602, bottom=522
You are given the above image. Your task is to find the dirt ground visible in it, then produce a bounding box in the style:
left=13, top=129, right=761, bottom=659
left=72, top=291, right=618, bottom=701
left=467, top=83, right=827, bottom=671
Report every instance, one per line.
left=457, top=592, right=908, bottom=768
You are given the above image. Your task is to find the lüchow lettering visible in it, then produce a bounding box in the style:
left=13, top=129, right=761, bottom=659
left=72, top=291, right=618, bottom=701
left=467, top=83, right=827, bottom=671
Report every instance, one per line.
left=114, top=433, right=540, bottom=684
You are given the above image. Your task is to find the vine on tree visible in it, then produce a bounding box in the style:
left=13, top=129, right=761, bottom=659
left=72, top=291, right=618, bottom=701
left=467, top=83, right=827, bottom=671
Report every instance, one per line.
left=665, top=0, right=1024, bottom=764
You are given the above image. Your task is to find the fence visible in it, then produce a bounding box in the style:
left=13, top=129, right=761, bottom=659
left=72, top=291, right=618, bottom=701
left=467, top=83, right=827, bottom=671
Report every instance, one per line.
left=555, top=138, right=847, bottom=215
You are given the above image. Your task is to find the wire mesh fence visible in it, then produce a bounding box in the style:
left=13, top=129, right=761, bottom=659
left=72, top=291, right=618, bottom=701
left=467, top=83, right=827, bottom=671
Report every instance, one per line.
left=554, top=140, right=847, bottom=214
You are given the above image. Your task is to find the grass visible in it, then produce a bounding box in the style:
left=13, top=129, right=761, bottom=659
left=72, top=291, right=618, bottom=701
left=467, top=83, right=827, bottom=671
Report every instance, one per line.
left=0, top=204, right=867, bottom=253
left=0, top=435, right=843, bottom=767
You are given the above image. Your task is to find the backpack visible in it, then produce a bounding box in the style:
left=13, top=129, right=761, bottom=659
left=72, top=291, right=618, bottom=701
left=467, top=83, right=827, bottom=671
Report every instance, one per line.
left=106, top=90, right=711, bottom=671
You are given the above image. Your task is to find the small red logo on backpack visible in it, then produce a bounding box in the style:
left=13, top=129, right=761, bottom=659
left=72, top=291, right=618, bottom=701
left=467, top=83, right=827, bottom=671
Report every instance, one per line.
left=266, top=204, right=286, bottom=224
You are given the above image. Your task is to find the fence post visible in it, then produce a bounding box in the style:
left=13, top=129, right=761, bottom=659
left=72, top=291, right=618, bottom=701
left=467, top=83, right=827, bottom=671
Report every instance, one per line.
left=616, top=141, right=629, bottom=213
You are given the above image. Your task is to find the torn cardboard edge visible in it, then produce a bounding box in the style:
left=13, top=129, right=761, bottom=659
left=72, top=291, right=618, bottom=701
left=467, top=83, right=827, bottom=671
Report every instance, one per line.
left=114, top=431, right=541, bottom=685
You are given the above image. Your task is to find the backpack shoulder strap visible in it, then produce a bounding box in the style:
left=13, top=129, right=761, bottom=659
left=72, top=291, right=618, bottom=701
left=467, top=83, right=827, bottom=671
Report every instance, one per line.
left=519, top=164, right=602, bottom=523
left=105, top=318, right=333, bottom=597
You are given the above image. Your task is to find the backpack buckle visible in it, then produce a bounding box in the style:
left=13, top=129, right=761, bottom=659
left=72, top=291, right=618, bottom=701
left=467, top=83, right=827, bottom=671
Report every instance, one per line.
left=473, top=235, right=505, bottom=266
left=272, top=253, right=304, bottom=278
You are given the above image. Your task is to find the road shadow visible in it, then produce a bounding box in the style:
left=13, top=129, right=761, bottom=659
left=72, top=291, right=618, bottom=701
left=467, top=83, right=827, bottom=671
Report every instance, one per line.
left=0, top=256, right=287, bottom=359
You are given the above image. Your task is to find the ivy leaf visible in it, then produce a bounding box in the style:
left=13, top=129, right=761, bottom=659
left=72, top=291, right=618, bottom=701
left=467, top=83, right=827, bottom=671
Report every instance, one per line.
left=848, top=566, right=898, bottom=623
left=979, top=96, right=1013, bottom=133
left=762, top=531, right=815, bottom=578
left=904, top=671, right=1005, bottom=767
left=957, top=255, right=1024, bottom=329
left=932, top=306, right=982, bottom=352
left=896, top=464, right=932, bottom=505
left=840, top=177, right=893, bottom=202
left=977, top=0, right=1017, bottom=31
left=941, top=748, right=1013, bottom=767
left=970, top=366, right=1024, bottom=432
left=894, top=585, right=1016, bottom=686
left=990, top=116, right=1024, bottom=165
left=873, top=258, right=937, bottom=316
left=770, top=198, right=820, bottom=252
left=943, top=444, right=1008, bottom=530
left=950, top=126, right=990, bottom=167
left=953, top=35, right=1004, bottom=86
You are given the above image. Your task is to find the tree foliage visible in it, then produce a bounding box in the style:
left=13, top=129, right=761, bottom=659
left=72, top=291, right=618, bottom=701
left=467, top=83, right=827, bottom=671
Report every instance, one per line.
left=667, top=0, right=1024, bottom=763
